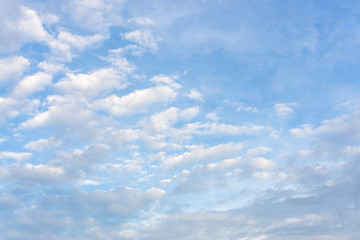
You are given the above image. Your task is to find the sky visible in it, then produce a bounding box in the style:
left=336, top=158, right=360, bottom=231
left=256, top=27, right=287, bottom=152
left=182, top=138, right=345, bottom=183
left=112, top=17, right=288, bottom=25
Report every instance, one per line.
left=0, top=0, right=360, bottom=239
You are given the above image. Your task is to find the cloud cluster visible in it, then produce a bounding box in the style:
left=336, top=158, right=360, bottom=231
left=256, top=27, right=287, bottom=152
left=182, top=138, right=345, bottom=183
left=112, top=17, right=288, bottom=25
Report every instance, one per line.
left=0, top=0, right=359, bottom=239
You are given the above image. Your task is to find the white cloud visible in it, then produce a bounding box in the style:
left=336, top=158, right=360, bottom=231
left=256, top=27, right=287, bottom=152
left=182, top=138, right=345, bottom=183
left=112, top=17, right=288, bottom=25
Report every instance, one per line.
left=206, top=156, right=242, bottom=172
left=150, top=74, right=181, bottom=89
left=163, top=142, right=243, bottom=168
left=245, top=146, right=272, bottom=158
left=79, top=179, right=102, bottom=186
left=105, top=49, right=137, bottom=72
left=93, top=85, right=179, bottom=116
left=57, top=144, right=110, bottom=168
left=0, top=97, right=39, bottom=122
left=57, top=31, right=105, bottom=49
left=20, top=96, right=94, bottom=128
left=178, top=107, right=200, bottom=121
left=290, top=124, right=313, bottom=138
left=128, top=17, right=156, bottom=26
left=244, top=106, right=258, bottom=113
left=205, top=111, right=220, bottom=121
left=23, top=137, right=62, bottom=152
left=12, top=72, right=52, bottom=97
left=1, top=163, right=66, bottom=182
left=56, top=68, right=126, bottom=98
left=47, top=31, right=106, bottom=61
left=298, top=149, right=314, bottom=157
left=0, top=56, right=30, bottom=84
left=252, top=171, right=272, bottom=179
left=249, top=157, right=277, bottom=170
left=274, top=103, right=297, bottom=118
left=147, top=107, right=199, bottom=132
left=0, top=151, right=33, bottom=161
left=40, top=13, right=59, bottom=26
left=122, top=29, right=159, bottom=52
left=0, top=3, right=48, bottom=52
left=187, top=89, right=204, bottom=102
left=183, top=122, right=271, bottom=136
left=69, top=0, right=125, bottom=31
left=148, top=107, right=179, bottom=132
left=342, top=146, right=360, bottom=155
left=37, top=61, right=67, bottom=74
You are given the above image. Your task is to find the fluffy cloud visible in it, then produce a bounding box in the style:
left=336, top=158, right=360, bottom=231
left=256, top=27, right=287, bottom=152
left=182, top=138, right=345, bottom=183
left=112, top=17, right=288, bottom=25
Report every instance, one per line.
left=0, top=56, right=30, bottom=84
left=187, top=89, right=204, bottom=102
left=290, top=124, right=313, bottom=138
left=248, top=157, right=277, bottom=170
left=146, top=107, right=199, bottom=132
left=12, top=72, right=52, bottom=97
left=0, top=1, right=48, bottom=52
left=20, top=96, right=94, bottom=128
left=69, top=0, right=125, bottom=31
left=0, top=1, right=359, bottom=239
left=56, top=143, right=110, bottom=168
left=93, top=85, right=179, bottom=116
left=56, top=68, right=126, bottom=98
left=47, top=31, right=106, bottom=61
left=0, top=151, right=33, bottom=161
left=0, top=97, right=39, bottom=122
left=0, top=163, right=66, bottom=182
left=23, top=137, right=62, bottom=152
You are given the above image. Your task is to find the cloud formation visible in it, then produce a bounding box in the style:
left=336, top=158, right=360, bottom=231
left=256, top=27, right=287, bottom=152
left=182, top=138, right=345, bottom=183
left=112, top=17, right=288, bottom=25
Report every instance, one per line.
left=0, top=0, right=359, bottom=239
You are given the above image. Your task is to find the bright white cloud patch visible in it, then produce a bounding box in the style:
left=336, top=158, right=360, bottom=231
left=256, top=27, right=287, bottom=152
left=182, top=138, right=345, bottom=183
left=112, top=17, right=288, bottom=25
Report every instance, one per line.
left=56, top=68, right=126, bottom=97
left=0, top=56, right=30, bottom=83
left=12, top=72, right=52, bottom=97
left=0, top=151, right=33, bottom=161
left=0, top=0, right=359, bottom=239
left=93, top=84, right=179, bottom=115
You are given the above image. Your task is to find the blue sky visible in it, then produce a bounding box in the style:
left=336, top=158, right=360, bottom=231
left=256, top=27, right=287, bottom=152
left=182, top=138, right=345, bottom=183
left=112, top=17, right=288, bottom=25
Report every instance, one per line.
left=1, top=0, right=360, bottom=239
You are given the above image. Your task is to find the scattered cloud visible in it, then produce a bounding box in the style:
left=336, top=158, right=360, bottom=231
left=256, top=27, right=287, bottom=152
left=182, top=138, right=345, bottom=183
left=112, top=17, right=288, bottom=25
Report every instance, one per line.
left=0, top=0, right=359, bottom=239
left=0, top=3, right=48, bottom=52
left=0, top=56, right=30, bottom=84
left=0, top=151, right=33, bottom=161
left=274, top=103, right=297, bottom=118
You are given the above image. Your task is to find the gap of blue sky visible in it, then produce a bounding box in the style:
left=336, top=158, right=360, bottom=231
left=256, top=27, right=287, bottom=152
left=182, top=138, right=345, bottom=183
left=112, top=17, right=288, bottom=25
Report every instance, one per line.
left=0, top=0, right=360, bottom=239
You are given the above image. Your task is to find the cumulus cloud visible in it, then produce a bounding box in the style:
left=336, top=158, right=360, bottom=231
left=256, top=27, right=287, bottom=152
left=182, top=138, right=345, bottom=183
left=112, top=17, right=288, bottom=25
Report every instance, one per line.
left=146, top=107, right=199, bottom=132
left=0, top=97, right=39, bottom=122
left=290, top=124, right=313, bottom=138
left=0, top=163, right=66, bottom=182
left=187, top=89, right=204, bottom=102
left=0, top=151, right=33, bottom=161
left=12, top=72, right=52, bottom=98
left=0, top=56, right=30, bottom=84
left=23, top=137, right=62, bottom=152
left=56, top=68, right=127, bottom=98
left=47, top=31, right=106, bottom=61
left=0, top=1, right=48, bottom=52
left=93, top=84, right=179, bottom=116
left=249, top=157, right=277, bottom=170
left=56, top=143, right=110, bottom=168
left=0, top=1, right=359, bottom=239
left=20, top=96, right=94, bottom=128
